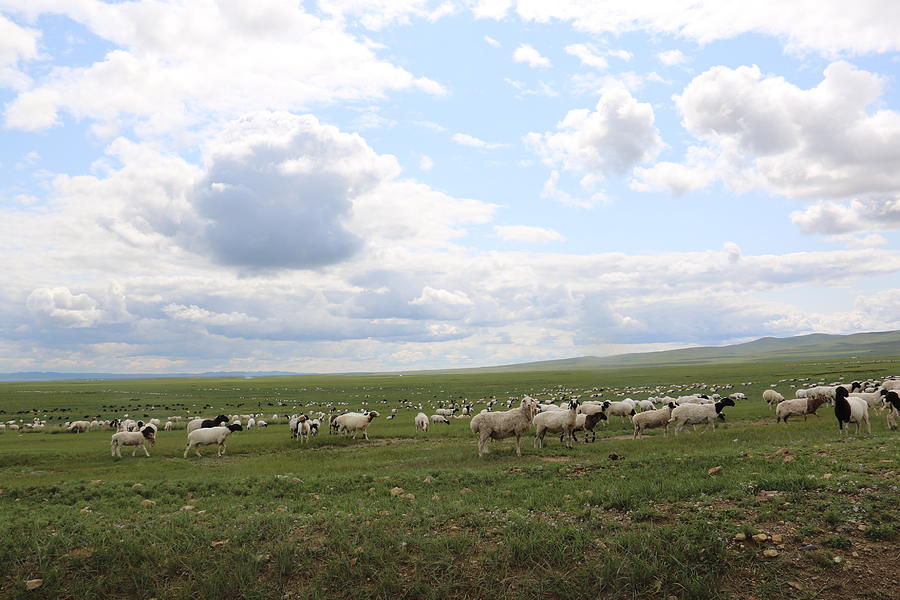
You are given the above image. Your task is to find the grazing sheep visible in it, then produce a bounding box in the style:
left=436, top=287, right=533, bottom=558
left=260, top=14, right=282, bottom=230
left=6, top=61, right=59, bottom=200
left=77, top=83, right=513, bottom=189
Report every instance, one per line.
left=246, top=417, right=256, bottom=430
left=110, top=427, right=156, bottom=458
left=762, top=389, right=784, bottom=410
left=882, top=390, right=900, bottom=430
left=635, top=400, right=656, bottom=412
left=775, top=394, right=830, bottom=423
left=334, top=411, right=380, bottom=441
left=257, top=419, right=268, bottom=428
left=668, top=398, right=735, bottom=433
left=435, top=408, right=457, bottom=417
left=603, top=400, right=637, bottom=423
left=163, top=421, right=174, bottom=431
left=533, top=399, right=579, bottom=449
left=430, top=414, right=451, bottom=425
left=186, top=415, right=228, bottom=434
left=632, top=402, right=678, bottom=439
left=834, top=387, right=870, bottom=435
left=68, top=420, right=90, bottom=433
left=415, top=412, right=429, bottom=433
left=184, top=424, right=243, bottom=458
left=570, top=411, right=606, bottom=443
left=469, top=397, right=539, bottom=458
left=328, top=414, right=340, bottom=435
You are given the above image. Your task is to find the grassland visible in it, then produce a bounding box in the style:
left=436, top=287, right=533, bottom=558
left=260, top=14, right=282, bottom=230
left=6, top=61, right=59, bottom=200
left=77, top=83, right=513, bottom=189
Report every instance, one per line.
left=1, top=357, right=898, bottom=599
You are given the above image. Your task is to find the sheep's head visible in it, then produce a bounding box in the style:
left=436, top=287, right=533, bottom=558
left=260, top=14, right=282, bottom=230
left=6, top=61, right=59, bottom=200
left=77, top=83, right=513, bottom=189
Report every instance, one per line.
left=367, top=411, right=380, bottom=421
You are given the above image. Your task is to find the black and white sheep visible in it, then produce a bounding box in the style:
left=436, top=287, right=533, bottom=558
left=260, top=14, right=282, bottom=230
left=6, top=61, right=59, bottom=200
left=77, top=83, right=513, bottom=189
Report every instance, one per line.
left=183, top=424, right=243, bottom=458
left=668, top=398, right=735, bottom=433
left=111, top=426, right=156, bottom=458
left=834, top=387, right=870, bottom=435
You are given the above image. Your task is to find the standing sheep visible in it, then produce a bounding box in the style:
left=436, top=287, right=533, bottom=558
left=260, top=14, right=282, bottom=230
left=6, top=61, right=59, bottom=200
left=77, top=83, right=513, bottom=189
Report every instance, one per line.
left=430, top=414, right=451, bottom=425
left=415, top=412, right=429, bottom=433
left=334, top=411, right=380, bottom=440
left=632, top=402, right=678, bottom=439
left=111, top=427, right=156, bottom=458
left=881, top=390, right=900, bottom=430
left=776, top=394, right=830, bottom=423
left=533, top=399, right=579, bottom=449
left=184, top=424, right=243, bottom=458
left=668, top=398, right=735, bottom=433
left=469, top=397, right=539, bottom=458
left=834, top=387, right=870, bottom=435
left=762, top=390, right=784, bottom=410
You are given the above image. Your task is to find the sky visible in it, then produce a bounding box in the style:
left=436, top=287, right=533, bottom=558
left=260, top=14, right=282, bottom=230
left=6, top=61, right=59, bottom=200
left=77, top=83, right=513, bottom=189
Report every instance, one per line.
left=2, top=0, right=900, bottom=374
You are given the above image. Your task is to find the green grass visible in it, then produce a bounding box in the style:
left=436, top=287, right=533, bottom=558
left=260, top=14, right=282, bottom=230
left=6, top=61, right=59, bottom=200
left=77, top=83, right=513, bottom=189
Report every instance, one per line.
left=1, top=357, right=898, bottom=599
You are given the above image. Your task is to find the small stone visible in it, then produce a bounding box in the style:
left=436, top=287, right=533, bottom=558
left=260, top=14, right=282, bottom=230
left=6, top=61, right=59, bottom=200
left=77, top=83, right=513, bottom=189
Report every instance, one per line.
left=389, top=487, right=404, bottom=496
left=140, top=499, right=155, bottom=507
left=404, top=493, right=415, bottom=500
left=822, top=473, right=832, bottom=479
left=211, top=540, right=228, bottom=547
left=292, top=477, right=302, bottom=483
left=852, top=552, right=859, bottom=558
left=833, top=556, right=843, bottom=564
left=787, top=581, right=804, bottom=591
left=181, top=505, right=195, bottom=511
left=25, top=579, right=43, bottom=590
left=800, top=544, right=818, bottom=551
left=275, top=506, right=287, bottom=513
left=734, top=533, right=747, bottom=541
left=752, top=534, right=768, bottom=543
left=783, top=455, right=795, bottom=463
left=80, top=507, right=92, bottom=514
left=90, top=480, right=103, bottom=486
left=771, top=534, right=783, bottom=543
left=708, top=466, right=724, bottom=476
left=763, top=549, right=779, bottom=558
left=459, top=487, right=472, bottom=494
left=423, top=476, right=434, bottom=484
left=132, top=483, right=144, bottom=490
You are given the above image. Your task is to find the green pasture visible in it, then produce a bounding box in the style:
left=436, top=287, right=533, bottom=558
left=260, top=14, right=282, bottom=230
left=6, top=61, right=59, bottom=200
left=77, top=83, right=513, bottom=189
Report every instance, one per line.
left=0, top=358, right=897, bottom=599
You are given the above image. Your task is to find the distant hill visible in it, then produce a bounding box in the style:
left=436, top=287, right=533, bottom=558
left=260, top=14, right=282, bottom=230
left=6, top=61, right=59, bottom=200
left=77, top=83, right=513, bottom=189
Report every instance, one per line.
left=398, top=329, right=900, bottom=374
left=2, top=330, right=900, bottom=382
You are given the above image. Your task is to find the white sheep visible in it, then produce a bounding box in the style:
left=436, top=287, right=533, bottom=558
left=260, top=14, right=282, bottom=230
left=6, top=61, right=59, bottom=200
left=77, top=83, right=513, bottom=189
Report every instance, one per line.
left=469, top=397, right=539, bottom=458
left=632, top=402, right=678, bottom=439
left=68, top=420, right=90, bottom=433
left=334, top=411, right=380, bottom=440
left=775, top=394, right=830, bottom=423
left=603, top=400, right=637, bottom=423
left=668, top=398, right=735, bottom=433
left=415, top=412, right=429, bottom=433
left=533, top=399, right=579, bottom=449
left=762, top=389, right=784, bottom=410
left=110, top=427, right=156, bottom=458
left=183, top=424, right=243, bottom=458
left=246, top=417, right=256, bottom=429
left=834, top=387, right=870, bottom=435
left=430, top=414, right=451, bottom=425
left=635, top=400, right=656, bottom=412
left=164, top=421, right=174, bottom=431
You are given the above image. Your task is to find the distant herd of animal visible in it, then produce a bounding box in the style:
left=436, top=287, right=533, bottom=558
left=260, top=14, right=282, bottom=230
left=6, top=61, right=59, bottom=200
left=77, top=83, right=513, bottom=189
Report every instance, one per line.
left=4, top=377, right=898, bottom=458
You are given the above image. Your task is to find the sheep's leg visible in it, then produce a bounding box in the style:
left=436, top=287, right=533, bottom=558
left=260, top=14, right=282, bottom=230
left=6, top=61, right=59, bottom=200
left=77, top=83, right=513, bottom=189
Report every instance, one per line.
left=478, top=432, right=489, bottom=457
left=364, top=430, right=370, bottom=441
left=633, top=427, right=639, bottom=440
left=141, top=444, right=150, bottom=457
left=864, top=416, right=871, bottom=434
left=183, top=444, right=190, bottom=459
left=132, top=446, right=137, bottom=457
left=515, top=435, right=523, bottom=457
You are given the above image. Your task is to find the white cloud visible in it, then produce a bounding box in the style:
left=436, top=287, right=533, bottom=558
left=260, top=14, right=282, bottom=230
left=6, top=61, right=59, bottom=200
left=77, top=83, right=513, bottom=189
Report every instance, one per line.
left=637, top=62, right=900, bottom=204
left=2, top=1, right=443, bottom=134
left=418, top=155, right=434, bottom=170
left=508, top=1, right=900, bottom=55
left=791, top=195, right=900, bottom=234
left=657, top=49, right=686, bottom=66
left=472, top=0, right=512, bottom=19
left=451, top=132, right=505, bottom=149
left=0, top=13, right=38, bottom=89
left=526, top=85, right=662, bottom=184
left=513, top=43, right=551, bottom=68
left=539, top=171, right=606, bottom=208
left=495, top=225, right=565, bottom=243
left=483, top=35, right=500, bottom=47
left=565, top=43, right=608, bottom=69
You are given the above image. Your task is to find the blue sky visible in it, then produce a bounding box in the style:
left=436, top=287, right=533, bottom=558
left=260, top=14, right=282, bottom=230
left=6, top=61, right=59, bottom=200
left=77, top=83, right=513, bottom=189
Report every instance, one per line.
left=2, top=1, right=900, bottom=373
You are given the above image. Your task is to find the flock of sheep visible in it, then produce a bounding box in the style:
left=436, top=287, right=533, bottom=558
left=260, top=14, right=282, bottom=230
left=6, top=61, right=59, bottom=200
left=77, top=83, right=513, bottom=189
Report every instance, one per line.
left=5, top=375, right=898, bottom=460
